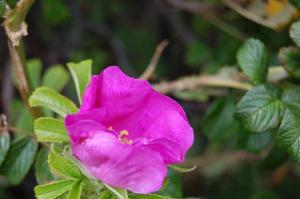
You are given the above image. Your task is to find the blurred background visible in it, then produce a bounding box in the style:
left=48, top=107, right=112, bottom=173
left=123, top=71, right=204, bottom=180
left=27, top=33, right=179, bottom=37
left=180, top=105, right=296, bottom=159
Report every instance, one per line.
left=1, top=0, right=300, bottom=198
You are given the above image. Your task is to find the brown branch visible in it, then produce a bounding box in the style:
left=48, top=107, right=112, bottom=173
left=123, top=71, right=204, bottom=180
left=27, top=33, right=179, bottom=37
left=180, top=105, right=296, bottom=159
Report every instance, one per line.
left=164, top=0, right=247, bottom=40
left=153, top=75, right=252, bottom=94
left=3, top=0, right=42, bottom=119
left=140, top=40, right=169, bottom=80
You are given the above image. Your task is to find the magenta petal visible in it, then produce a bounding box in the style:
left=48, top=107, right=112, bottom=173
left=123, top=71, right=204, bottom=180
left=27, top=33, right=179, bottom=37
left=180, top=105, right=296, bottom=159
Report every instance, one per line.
left=145, top=111, right=194, bottom=164
left=81, top=66, right=151, bottom=118
left=72, top=130, right=166, bottom=194
left=108, top=91, right=189, bottom=139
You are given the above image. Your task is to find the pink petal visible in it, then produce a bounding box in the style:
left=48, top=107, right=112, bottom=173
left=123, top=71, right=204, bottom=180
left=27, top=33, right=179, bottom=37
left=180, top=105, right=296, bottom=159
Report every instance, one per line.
left=80, top=66, right=151, bottom=119
left=70, top=122, right=166, bottom=193
left=145, top=111, right=194, bottom=164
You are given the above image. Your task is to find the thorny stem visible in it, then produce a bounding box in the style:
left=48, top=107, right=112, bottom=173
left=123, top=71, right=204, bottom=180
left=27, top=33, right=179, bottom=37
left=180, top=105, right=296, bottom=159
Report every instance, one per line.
left=4, top=0, right=42, bottom=119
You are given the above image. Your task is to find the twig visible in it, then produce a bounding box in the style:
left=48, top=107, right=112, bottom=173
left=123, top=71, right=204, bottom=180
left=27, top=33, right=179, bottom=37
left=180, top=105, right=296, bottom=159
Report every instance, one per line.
left=223, top=0, right=277, bottom=30
left=164, top=0, right=247, bottom=40
left=153, top=75, right=252, bottom=94
left=3, top=0, right=42, bottom=119
left=140, top=40, right=169, bottom=80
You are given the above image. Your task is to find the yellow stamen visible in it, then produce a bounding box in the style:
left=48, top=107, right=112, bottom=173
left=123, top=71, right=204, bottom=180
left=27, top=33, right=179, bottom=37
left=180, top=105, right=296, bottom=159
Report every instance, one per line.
left=118, top=130, right=133, bottom=144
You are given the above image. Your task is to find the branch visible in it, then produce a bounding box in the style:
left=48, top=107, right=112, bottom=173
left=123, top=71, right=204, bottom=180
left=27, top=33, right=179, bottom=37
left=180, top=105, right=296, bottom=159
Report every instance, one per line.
left=153, top=75, right=252, bottom=94
left=140, top=40, right=169, bottom=80
left=3, top=0, right=42, bottom=118
left=164, top=0, right=247, bottom=40
left=223, top=0, right=278, bottom=30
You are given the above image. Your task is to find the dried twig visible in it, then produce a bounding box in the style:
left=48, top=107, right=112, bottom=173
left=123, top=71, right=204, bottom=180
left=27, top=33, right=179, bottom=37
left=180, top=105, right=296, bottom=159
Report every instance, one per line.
left=140, top=40, right=169, bottom=80
left=223, top=0, right=277, bottom=30
left=3, top=0, right=42, bottom=119
left=164, top=0, right=247, bottom=40
left=153, top=75, right=252, bottom=94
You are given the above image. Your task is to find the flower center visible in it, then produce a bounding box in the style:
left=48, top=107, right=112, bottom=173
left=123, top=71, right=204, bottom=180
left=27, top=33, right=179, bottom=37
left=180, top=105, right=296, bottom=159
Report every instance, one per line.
left=118, top=130, right=133, bottom=144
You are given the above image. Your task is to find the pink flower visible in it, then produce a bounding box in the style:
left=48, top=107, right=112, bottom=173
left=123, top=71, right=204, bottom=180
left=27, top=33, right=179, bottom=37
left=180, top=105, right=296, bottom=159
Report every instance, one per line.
left=65, top=66, right=194, bottom=194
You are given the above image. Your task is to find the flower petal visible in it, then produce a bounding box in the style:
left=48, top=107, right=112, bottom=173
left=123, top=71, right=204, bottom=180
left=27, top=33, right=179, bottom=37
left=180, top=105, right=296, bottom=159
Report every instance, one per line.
left=145, top=111, right=194, bottom=164
left=80, top=66, right=151, bottom=119
left=71, top=126, right=166, bottom=194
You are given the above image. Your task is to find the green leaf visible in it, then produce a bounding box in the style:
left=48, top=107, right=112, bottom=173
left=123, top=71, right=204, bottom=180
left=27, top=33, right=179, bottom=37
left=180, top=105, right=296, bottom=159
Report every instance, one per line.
left=0, top=127, right=10, bottom=167
left=277, top=108, right=300, bottom=161
left=281, top=85, right=300, bottom=110
left=35, top=179, right=74, bottom=199
left=48, top=147, right=82, bottom=179
left=246, top=132, right=272, bottom=152
left=67, top=59, right=92, bottom=104
left=0, top=0, right=5, bottom=17
left=279, top=47, right=300, bottom=78
left=203, top=97, right=239, bottom=141
left=168, top=165, right=197, bottom=173
left=0, top=138, right=37, bottom=185
left=35, top=147, right=55, bottom=184
left=15, top=105, right=33, bottom=133
left=290, top=21, right=300, bottom=47
left=34, top=117, right=69, bottom=143
left=67, top=180, right=83, bottom=199
left=29, top=87, right=78, bottom=117
left=237, top=38, right=268, bottom=84
left=26, top=58, right=42, bottom=89
left=104, top=183, right=128, bottom=199
left=235, top=85, right=284, bottom=132
left=42, top=64, right=70, bottom=92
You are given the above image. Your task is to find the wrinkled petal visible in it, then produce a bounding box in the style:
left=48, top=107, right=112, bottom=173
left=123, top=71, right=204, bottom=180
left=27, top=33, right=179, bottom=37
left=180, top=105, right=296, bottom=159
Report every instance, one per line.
left=70, top=124, right=166, bottom=194
left=107, top=91, right=188, bottom=139
left=81, top=66, right=151, bottom=119
left=145, top=111, right=194, bottom=164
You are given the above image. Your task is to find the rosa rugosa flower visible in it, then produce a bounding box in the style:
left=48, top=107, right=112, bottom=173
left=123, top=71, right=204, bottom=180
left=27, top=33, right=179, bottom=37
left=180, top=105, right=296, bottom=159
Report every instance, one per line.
left=65, top=66, right=194, bottom=194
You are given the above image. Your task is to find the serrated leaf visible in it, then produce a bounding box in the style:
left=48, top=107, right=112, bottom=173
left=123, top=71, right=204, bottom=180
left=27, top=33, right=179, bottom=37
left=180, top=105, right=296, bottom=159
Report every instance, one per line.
left=67, top=59, right=92, bottom=104
left=237, top=38, right=268, bottom=84
left=35, top=179, right=74, bottom=199
left=168, top=165, right=197, bottom=173
left=35, top=147, right=55, bottom=184
left=104, top=183, right=128, bottom=199
left=290, top=21, right=300, bottom=47
left=29, top=87, right=78, bottom=117
left=48, top=147, right=82, bottom=179
left=235, top=85, right=284, bottom=132
left=0, top=138, right=37, bottom=185
left=34, top=117, right=69, bottom=143
left=277, top=108, right=300, bottom=161
left=281, top=85, right=300, bottom=109
left=279, top=47, right=300, bottom=78
left=43, top=64, right=70, bottom=92
left=0, top=128, right=10, bottom=167
left=67, top=180, right=83, bottom=199
left=247, top=132, right=272, bottom=152
left=27, top=58, right=42, bottom=89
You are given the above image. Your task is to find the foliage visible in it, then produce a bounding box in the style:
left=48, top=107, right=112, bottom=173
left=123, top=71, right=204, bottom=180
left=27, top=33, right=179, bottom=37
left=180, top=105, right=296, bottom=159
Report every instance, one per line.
left=2, top=0, right=300, bottom=199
